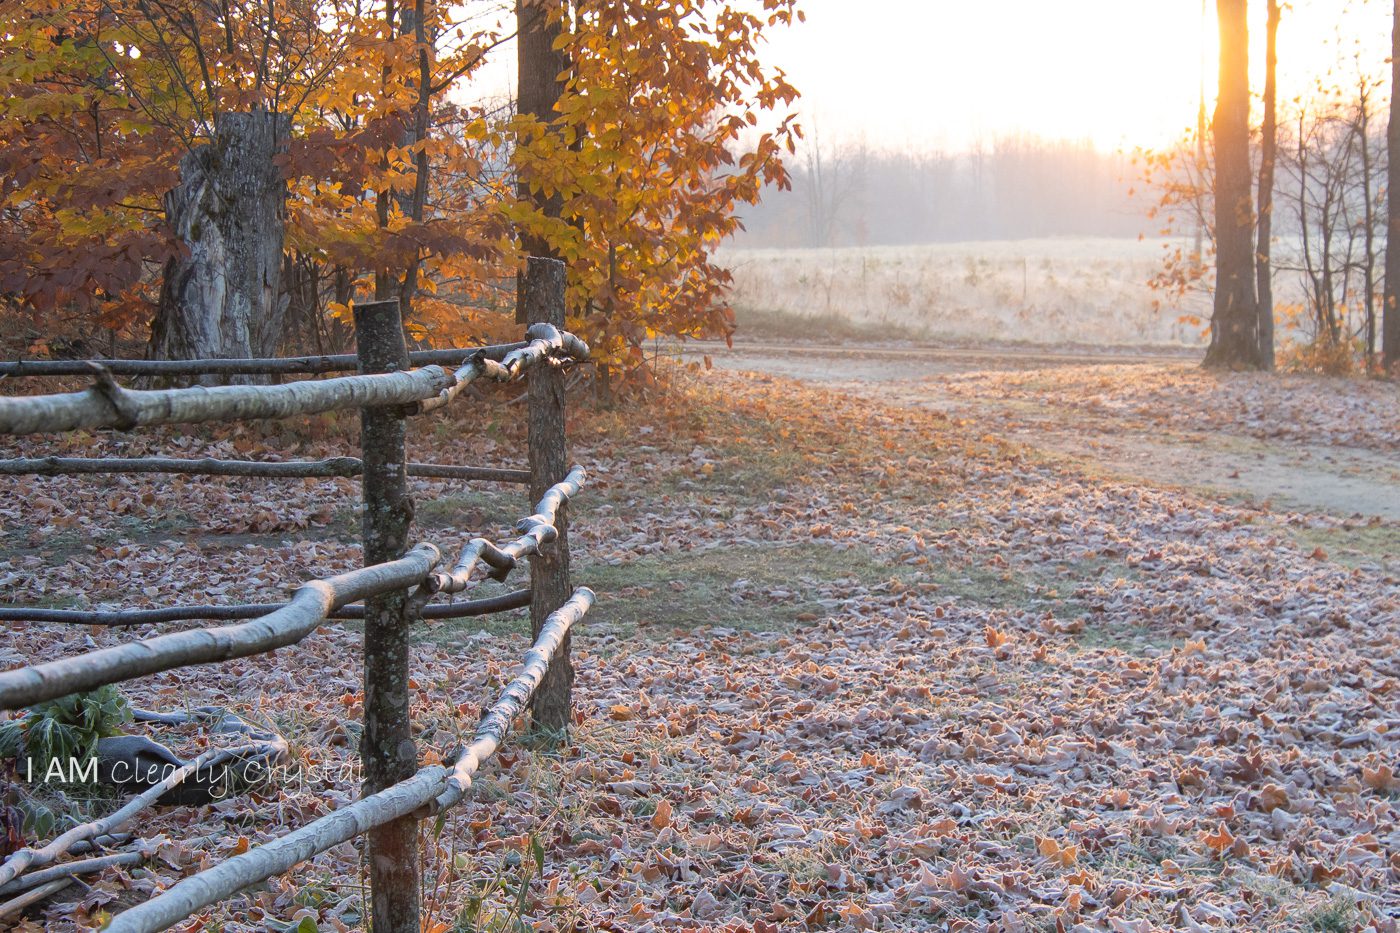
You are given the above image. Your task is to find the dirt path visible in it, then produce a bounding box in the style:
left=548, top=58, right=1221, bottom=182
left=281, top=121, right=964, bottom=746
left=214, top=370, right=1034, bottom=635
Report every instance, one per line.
left=692, top=341, right=1400, bottom=522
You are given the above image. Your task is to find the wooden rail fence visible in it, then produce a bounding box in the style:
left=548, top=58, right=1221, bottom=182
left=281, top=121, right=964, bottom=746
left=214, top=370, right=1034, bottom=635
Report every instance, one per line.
left=0, top=257, right=591, bottom=931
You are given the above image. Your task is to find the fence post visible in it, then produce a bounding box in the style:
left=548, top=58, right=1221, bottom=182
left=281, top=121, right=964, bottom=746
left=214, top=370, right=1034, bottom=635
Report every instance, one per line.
left=354, top=298, right=419, bottom=933
left=523, top=257, right=574, bottom=737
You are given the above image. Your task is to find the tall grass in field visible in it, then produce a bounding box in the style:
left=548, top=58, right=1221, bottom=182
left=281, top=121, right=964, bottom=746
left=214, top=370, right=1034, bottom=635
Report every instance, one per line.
left=720, top=238, right=1213, bottom=347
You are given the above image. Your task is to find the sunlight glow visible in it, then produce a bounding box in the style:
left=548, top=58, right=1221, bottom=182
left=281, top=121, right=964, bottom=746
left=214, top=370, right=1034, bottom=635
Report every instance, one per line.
left=759, top=0, right=1392, bottom=154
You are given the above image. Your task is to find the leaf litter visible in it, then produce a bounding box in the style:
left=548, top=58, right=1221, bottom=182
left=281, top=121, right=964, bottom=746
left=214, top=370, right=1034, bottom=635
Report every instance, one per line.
left=0, top=365, right=1396, bottom=931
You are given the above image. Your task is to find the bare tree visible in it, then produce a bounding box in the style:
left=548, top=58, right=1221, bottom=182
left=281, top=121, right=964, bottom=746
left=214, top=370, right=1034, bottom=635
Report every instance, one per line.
left=800, top=127, right=866, bottom=248
left=1357, top=73, right=1379, bottom=361
left=1384, top=0, right=1400, bottom=370
left=1255, top=0, right=1279, bottom=369
left=1274, top=72, right=1386, bottom=355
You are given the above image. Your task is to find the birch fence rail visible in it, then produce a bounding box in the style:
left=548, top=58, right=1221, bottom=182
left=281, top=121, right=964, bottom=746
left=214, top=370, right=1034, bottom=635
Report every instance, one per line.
left=0, top=258, right=591, bottom=931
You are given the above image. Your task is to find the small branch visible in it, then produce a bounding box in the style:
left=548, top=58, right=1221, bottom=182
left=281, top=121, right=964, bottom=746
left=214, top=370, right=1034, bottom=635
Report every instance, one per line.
left=407, top=464, right=530, bottom=484
left=0, top=876, right=74, bottom=921
left=0, top=589, right=530, bottom=627
left=0, top=851, right=144, bottom=897
left=0, top=743, right=277, bottom=890
left=0, top=456, right=363, bottom=478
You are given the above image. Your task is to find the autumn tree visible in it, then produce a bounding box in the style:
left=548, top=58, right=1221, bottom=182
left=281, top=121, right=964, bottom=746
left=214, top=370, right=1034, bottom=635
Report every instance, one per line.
left=0, top=4, right=181, bottom=355
left=1, top=0, right=801, bottom=382
left=1204, top=0, right=1261, bottom=369
left=510, top=0, right=801, bottom=375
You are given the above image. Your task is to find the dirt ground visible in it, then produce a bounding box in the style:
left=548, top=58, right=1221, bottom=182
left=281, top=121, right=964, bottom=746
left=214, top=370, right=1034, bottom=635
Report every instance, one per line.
left=691, top=341, right=1400, bottom=524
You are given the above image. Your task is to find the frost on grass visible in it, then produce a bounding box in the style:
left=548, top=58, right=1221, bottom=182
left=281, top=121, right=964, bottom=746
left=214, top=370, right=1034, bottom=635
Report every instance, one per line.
left=0, top=367, right=1396, bottom=931
left=721, top=239, right=1212, bottom=347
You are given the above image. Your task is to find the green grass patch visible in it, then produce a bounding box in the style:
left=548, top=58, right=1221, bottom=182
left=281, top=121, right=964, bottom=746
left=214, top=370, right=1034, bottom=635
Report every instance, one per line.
left=1072, top=619, right=1175, bottom=656
left=414, top=489, right=521, bottom=531
left=1278, top=520, right=1399, bottom=571
left=575, top=541, right=905, bottom=637
left=1300, top=898, right=1363, bottom=932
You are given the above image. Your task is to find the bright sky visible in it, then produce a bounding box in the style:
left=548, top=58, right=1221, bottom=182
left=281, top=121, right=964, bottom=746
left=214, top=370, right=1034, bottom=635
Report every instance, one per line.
left=466, top=1, right=1393, bottom=155
left=757, top=0, right=1393, bottom=154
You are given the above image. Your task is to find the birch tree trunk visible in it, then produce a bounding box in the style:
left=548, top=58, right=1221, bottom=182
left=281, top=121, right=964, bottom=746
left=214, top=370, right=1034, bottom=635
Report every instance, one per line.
left=149, top=109, right=292, bottom=381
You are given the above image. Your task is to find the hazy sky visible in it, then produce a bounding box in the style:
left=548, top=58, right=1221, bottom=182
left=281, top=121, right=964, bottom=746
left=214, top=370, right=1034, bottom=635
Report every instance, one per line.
left=471, top=1, right=1393, bottom=155
left=764, top=0, right=1392, bottom=153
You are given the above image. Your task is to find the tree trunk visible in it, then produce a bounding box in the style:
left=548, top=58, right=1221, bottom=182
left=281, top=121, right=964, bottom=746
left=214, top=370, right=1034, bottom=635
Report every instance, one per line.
left=149, top=110, right=291, bottom=380
left=1204, top=0, right=1261, bottom=369
left=355, top=299, right=420, bottom=933
left=1195, top=0, right=1208, bottom=261
left=515, top=0, right=568, bottom=323
left=1255, top=0, right=1279, bottom=370
left=1360, top=84, right=1377, bottom=364
left=1384, top=0, right=1400, bottom=372
left=522, top=258, right=574, bottom=738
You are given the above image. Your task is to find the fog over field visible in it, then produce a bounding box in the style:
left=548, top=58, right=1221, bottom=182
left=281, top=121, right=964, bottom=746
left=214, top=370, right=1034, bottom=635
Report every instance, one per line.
left=721, top=239, right=1211, bottom=348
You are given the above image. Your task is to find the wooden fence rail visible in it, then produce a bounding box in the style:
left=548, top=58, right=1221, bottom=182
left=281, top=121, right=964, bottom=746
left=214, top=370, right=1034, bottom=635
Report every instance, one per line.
left=0, top=342, right=528, bottom=377
left=0, top=588, right=532, bottom=626
left=103, top=588, right=594, bottom=933
left=0, top=259, right=592, bottom=931
left=0, top=456, right=530, bottom=483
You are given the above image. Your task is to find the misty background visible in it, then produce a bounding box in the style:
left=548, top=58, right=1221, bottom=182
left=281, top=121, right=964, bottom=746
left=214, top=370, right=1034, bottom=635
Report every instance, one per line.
left=733, top=135, right=1143, bottom=248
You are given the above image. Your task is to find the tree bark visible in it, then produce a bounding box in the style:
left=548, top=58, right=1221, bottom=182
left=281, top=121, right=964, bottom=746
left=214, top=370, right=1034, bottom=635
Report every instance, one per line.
left=149, top=110, right=292, bottom=380
left=1256, top=0, right=1279, bottom=370
left=1384, top=0, right=1400, bottom=371
left=522, top=258, right=574, bottom=737
left=515, top=0, right=568, bottom=323
left=354, top=299, right=420, bottom=933
left=1204, top=0, right=1262, bottom=369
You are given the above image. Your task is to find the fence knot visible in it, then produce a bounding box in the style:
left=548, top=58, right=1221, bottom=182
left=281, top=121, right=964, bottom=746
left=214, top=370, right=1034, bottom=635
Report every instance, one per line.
left=87, top=363, right=140, bottom=431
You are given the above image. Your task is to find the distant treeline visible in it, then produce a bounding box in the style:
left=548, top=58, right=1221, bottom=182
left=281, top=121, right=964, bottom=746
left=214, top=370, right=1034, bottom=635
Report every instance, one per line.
left=734, top=135, right=1147, bottom=247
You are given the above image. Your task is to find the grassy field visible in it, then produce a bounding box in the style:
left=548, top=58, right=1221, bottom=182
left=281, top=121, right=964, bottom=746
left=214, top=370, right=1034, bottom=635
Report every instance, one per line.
left=720, top=238, right=1213, bottom=347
